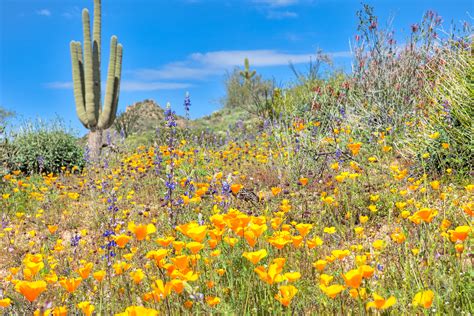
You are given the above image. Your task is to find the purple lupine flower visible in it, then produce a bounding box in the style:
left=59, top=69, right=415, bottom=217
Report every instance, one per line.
left=165, top=181, right=176, bottom=190
left=335, top=148, right=343, bottom=162
left=198, top=213, right=204, bottom=226
left=222, top=181, right=230, bottom=194
left=83, top=146, right=91, bottom=164
left=164, top=103, right=179, bottom=225
left=37, top=155, right=45, bottom=173
left=184, top=91, right=191, bottom=120
left=339, top=106, right=346, bottom=118
left=441, top=100, right=452, bottom=126
left=154, top=149, right=162, bottom=175
left=70, top=234, right=81, bottom=247
left=102, top=230, right=115, bottom=237
left=106, top=131, right=112, bottom=146
left=165, top=105, right=177, bottom=128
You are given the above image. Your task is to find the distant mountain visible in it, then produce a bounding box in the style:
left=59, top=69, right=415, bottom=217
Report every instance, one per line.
left=120, top=99, right=255, bottom=136
left=83, top=99, right=258, bottom=148
left=122, top=99, right=187, bottom=134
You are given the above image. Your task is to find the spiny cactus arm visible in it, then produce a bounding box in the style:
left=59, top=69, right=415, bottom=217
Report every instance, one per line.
left=93, top=0, right=101, bottom=58
left=82, top=8, right=98, bottom=128
left=70, top=41, right=88, bottom=128
left=240, top=58, right=256, bottom=81
left=108, top=43, right=123, bottom=127
left=250, top=69, right=256, bottom=78
left=92, top=0, right=101, bottom=122
left=98, top=36, right=118, bottom=129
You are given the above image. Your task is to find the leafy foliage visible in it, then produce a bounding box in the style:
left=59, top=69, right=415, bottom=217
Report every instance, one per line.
left=349, top=5, right=440, bottom=134
left=114, top=109, right=140, bottom=138
left=417, top=39, right=474, bottom=174
left=9, top=120, right=84, bottom=174
left=222, top=66, right=276, bottom=119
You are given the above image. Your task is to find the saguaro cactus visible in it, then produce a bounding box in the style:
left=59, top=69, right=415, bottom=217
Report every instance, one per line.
left=239, top=58, right=256, bottom=82
left=70, top=0, right=123, bottom=159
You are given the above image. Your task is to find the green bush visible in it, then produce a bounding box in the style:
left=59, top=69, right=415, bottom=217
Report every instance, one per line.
left=9, top=120, right=85, bottom=174
left=416, top=40, right=473, bottom=175
left=222, top=66, right=275, bottom=119
left=0, top=107, right=15, bottom=176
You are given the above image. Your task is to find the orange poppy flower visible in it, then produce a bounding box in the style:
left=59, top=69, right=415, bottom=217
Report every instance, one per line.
left=242, top=249, right=268, bottom=265
left=77, top=301, right=95, bottom=316
left=347, top=142, right=362, bottom=156
left=366, top=293, right=396, bottom=310
left=186, top=242, right=204, bottom=254
left=319, top=284, right=345, bottom=299
left=0, top=298, right=12, bottom=308
left=412, top=290, right=434, bottom=308
left=343, top=269, right=363, bottom=289
left=275, top=285, right=298, bottom=307
left=93, top=270, right=106, bottom=282
left=115, top=234, right=132, bottom=248
left=295, top=223, right=313, bottom=237
left=230, top=184, right=243, bottom=194
left=408, top=208, right=438, bottom=224
left=313, top=259, right=327, bottom=271
left=299, top=178, right=309, bottom=186
left=59, top=277, right=82, bottom=293
left=448, top=226, right=471, bottom=242
left=15, top=280, right=47, bottom=302
left=271, top=187, right=282, bottom=196
left=206, top=296, right=221, bottom=307
left=128, top=222, right=156, bottom=241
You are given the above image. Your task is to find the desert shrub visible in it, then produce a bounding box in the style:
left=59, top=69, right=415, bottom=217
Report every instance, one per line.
left=0, top=107, right=15, bottom=176
left=222, top=66, right=276, bottom=119
left=349, top=5, right=441, bottom=135
left=9, top=120, right=84, bottom=174
left=415, top=38, right=473, bottom=175
left=281, top=51, right=336, bottom=117
left=114, top=109, right=140, bottom=138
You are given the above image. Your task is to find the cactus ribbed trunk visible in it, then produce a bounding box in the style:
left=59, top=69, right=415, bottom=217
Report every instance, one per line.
left=70, top=0, right=122, bottom=160
left=88, top=130, right=103, bottom=161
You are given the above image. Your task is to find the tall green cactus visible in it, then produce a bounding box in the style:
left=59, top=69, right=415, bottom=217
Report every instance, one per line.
left=70, top=0, right=122, bottom=159
left=239, top=58, right=256, bottom=82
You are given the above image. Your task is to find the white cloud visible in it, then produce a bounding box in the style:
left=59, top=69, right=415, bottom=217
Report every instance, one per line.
left=44, top=81, right=192, bottom=92
left=266, top=10, right=298, bottom=19
left=190, top=50, right=312, bottom=67
left=135, top=62, right=223, bottom=81
left=133, top=49, right=351, bottom=81
left=62, top=7, right=81, bottom=19
left=36, top=9, right=51, bottom=17
left=45, top=82, right=72, bottom=89
left=46, top=50, right=350, bottom=91
left=254, top=0, right=299, bottom=7
left=121, top=81, right=193, bottom=91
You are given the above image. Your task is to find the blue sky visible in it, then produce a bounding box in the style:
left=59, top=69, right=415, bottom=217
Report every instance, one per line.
left=0, top=0, right=472, bottom=134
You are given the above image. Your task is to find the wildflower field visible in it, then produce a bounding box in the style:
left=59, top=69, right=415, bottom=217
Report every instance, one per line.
left=0, top=1, right=473, bottom=315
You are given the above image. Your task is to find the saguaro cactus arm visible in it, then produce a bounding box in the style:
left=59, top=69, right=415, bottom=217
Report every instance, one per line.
left=82, top=8, right=97, bottom=127
left=109, top=43, right=123, bottom=126
left=92, top=0, right=101, bottom=118
left=98, top=36, right=118, bottom=129
left=93, top=0, right=101, bottom=57
left=70, top=41, right=88, bottom=128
